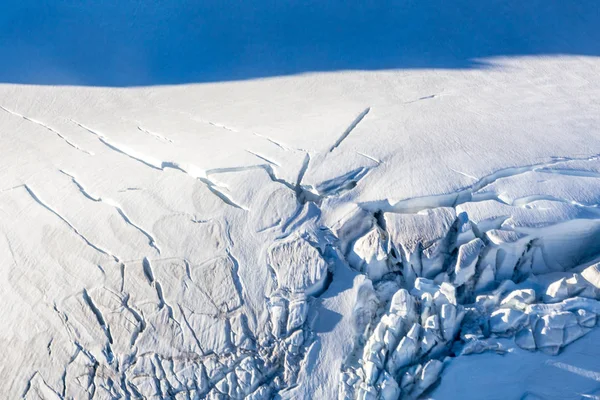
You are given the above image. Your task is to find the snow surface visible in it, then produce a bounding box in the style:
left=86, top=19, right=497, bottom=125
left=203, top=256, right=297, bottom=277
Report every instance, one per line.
left=2, top=1, right=600, bottom=399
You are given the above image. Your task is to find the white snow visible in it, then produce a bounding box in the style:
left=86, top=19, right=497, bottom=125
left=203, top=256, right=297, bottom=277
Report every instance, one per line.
left=1, top=1, right=600, bottom=399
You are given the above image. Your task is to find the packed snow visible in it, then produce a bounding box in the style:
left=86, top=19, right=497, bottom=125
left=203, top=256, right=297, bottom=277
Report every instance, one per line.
left=1, top=1, right=600, bottom=399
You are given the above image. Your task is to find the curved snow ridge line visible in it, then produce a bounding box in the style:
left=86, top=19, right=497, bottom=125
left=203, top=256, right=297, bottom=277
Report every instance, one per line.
left=59, top=169, right=162, bottom=254
left=465, top=189, right=600, bottom=215
left=122, top=293, right=146, bottom=348
left=137, top=126, right=175, bottom=144
left=22, top=184, right=120, bottom=263
left=404, top=94, right=438, bottom=104
left=359, top=153, right=600, bottom=214
left=448, top=167, right=478, bottom=181
left=164, top=108, right=308, bottom=153
left=203, top=160, right=306, bottom=204
left=225, top=245, right=248, bottom=311
left=312, top=167, right=371, bottom=198
left=535, top=167, right=600, bottom=179
left=0, top=106, right=94, bottom=155
left=82, top=289, right=115, bottom=365
left=71, top=120, right=250, bottom=211
left=205, top=155, right=374, bottom=209
left=356, top=151, right=382, bottom=165
left=168, top=106, right=242, bottom=134
left=71, top=117, right=375, bottom=210
left=70, top=119, right=172, bottom=172
left=174, top=108, right=307, bottom=154
left=252, top=132, right=298, bottom=152
left=329, top=107, right=371, bottom=153
left=545, top=360, right=600, bottom=382
left=470, top=191, right=600, bottom=211
left=246, top=149, right=281, bottom=166
left=22, top=372, right=62, bottom=400
left=142, top=257, right=176, bottom=318
left=508, top=194, right=600, bottom=210
left=205, top=162, right=306, bottom=201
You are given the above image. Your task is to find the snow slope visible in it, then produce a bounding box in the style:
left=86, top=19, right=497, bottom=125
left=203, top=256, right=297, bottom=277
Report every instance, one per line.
left=2, top=2, right=600, bottom=400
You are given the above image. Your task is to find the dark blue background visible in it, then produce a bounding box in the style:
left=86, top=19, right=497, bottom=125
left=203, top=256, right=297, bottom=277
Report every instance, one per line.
left=1, top=0, right=598, bottom=86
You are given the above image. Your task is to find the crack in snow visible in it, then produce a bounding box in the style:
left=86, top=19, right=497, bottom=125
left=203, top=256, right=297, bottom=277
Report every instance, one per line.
left=59, top=169, right=162, bottom=254
left=23, top=184, right=120, bottom=262
left=137, top=126, right=175, bottom=144
left=328, top=107, right=371, bottom=153
left=0, top=105, right=94, bottom=155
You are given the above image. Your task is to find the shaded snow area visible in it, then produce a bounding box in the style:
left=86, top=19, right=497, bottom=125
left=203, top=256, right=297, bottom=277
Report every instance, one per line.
left=2, top=2, right=600, bottom=400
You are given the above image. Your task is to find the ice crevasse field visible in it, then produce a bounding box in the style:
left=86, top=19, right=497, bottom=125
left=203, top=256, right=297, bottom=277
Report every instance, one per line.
left=1, top=1, right=600, bottom=399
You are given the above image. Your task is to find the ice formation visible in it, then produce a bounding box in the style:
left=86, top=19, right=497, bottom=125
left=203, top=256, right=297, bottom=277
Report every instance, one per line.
left=2, top=1, right=600, bottom=399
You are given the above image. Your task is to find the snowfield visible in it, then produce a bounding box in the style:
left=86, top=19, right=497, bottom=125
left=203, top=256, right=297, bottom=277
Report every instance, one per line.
left=2, top=1, right=600, bottom=399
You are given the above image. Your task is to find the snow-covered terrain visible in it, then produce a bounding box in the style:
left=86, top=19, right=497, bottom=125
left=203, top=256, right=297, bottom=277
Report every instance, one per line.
left=2, top=1, right=600, bottom=399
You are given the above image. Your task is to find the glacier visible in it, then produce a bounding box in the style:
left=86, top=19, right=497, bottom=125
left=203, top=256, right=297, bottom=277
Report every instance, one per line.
left=2, top=1, right=600, bottom=399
